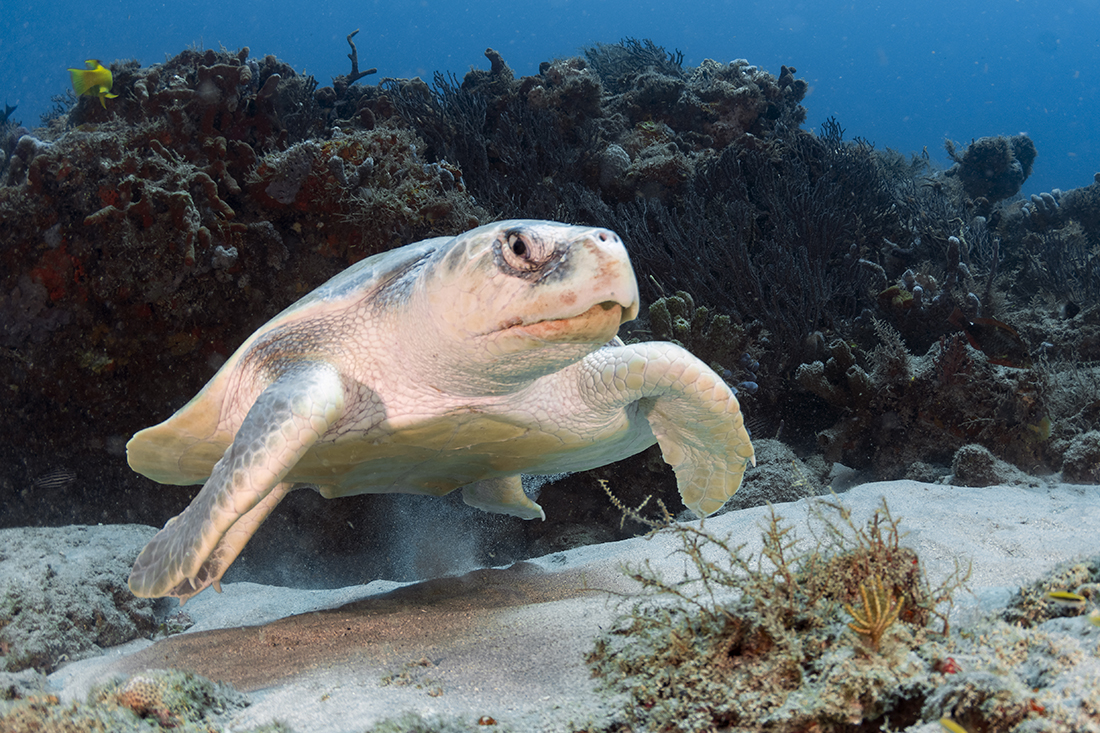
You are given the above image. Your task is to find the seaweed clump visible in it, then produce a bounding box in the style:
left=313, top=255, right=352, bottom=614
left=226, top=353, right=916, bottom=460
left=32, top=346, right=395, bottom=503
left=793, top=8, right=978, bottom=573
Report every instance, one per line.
left=587, top=495, right=970, bottom=732
left=591, top=494, right=1100, bottom=732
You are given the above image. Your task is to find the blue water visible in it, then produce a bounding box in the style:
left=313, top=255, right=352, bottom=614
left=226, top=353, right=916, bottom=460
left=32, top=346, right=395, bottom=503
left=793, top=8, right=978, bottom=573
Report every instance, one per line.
left=2, top=0, right=1097, bottom=196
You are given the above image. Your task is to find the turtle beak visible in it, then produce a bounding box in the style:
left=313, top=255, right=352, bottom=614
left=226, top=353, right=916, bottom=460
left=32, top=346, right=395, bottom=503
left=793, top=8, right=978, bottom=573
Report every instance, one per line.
left=514, top=300, right=627, bottom=344
left=574, top=227, right=639, bottom=323
left=615, top=296, right=639, bottom=325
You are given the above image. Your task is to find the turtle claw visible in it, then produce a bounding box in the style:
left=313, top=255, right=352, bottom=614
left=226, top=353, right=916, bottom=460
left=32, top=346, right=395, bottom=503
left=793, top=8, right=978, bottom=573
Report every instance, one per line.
left=130, top=479, right=295, bottom=602
left=138, top=533, right=235, bottom=603
left=462, top=475, right=546, bottom=520
left=168, top=578, right=209, bottom=606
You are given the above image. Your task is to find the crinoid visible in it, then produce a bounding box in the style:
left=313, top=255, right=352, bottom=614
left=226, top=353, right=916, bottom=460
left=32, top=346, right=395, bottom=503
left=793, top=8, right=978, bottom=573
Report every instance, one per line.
left=845, top=575, right=902, bottom=650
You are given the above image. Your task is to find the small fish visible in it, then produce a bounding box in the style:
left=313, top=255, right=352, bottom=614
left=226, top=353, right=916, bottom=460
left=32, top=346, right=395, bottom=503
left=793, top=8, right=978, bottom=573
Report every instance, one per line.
left=1088, top=608, right=1100, bottom=627
left=0, top=102, right=16, bottom=124
left=948, top=307, right=1032, bottom=368
left=940, top=718, right=971, bottom=733
left=1045, top=590, right=1088, bottom=610
left=68, top=59, right=118, bottom=108
left=32, top=467, right=77, bottom=491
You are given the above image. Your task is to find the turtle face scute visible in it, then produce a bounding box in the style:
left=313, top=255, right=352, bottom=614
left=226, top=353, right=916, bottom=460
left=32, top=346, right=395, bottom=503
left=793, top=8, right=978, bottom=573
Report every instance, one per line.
left=126, top=220, right=754, bottom=603
left=422, top=221, right=639, bottom=376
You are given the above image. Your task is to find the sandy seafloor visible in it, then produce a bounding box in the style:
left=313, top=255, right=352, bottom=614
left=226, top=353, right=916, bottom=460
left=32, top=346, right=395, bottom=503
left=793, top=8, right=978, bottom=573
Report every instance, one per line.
left=46, top=479, right=1100, bottom=732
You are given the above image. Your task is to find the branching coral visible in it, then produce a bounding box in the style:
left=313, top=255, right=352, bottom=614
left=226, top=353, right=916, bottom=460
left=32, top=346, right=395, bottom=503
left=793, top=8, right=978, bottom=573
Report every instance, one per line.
left=336, top=29, right=378, bottom=89
left=583, top=37, right=685, bottom=94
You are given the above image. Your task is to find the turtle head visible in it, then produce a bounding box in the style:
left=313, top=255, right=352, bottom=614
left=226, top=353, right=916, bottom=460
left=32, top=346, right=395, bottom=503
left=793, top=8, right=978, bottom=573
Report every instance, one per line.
left=415, top=220, right=639, bottom=392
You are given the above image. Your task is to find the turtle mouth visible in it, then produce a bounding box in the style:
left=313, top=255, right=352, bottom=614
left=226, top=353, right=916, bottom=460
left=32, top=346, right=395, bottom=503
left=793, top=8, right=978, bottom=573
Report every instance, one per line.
left=504, top=300, right=629, bottom=344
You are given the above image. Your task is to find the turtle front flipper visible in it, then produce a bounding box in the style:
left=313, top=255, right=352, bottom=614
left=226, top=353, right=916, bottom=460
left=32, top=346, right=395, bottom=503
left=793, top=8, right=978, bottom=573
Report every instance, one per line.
left=584, top=342, right=756, bottom=518
left=129, top=362, right=346, bottom=602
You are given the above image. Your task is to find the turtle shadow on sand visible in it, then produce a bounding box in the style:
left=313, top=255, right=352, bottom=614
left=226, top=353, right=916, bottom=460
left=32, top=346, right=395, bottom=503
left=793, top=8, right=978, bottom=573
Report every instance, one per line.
left=106, top=561, right=626, bottom=693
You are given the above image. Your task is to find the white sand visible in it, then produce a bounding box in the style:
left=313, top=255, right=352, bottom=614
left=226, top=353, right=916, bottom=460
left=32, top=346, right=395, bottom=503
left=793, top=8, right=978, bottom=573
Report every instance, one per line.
left=48, top=479, right=1100, bottom=732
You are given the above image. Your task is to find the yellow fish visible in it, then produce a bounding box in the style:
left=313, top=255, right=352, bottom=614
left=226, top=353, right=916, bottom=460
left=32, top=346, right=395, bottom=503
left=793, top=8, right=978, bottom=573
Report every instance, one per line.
left=68, top=59, right=118, bottom=108
left=940, top=719, right=971, bottom=733
left=1045, top=590, right=1088, bottom=610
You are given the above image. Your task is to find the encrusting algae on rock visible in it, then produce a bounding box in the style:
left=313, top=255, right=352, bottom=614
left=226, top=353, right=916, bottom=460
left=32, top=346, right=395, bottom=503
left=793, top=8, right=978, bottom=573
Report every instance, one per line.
left=0, top=668, right=249, bottom=732
left=588, top=488, right=1100, bottom=732
left=586, top=493, right=963, bottom=732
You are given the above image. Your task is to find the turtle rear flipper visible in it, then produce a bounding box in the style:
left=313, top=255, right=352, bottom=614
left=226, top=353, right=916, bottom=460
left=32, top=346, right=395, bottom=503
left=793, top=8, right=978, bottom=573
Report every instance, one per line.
left=462, top=475, right=545, bottom=520
left=128, top=362, right=346, bottom=602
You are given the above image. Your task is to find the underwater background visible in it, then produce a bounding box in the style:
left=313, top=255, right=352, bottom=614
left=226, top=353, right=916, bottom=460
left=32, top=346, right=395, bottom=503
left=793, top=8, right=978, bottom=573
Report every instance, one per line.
left=4, top=4, right=1100, bottom=729
left=2, top=0, right=1098, bottom=197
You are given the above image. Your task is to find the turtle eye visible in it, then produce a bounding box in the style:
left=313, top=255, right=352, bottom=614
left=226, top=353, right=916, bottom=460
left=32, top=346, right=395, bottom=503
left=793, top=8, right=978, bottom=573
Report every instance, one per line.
left=500, top=232, right=544, bottom=272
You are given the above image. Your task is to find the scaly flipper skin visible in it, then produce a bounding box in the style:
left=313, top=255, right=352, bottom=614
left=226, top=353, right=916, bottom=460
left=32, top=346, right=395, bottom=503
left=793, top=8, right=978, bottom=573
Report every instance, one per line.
left=128, top=363, right=346, bottom=602
left=581, top=342, right=756, bottom=517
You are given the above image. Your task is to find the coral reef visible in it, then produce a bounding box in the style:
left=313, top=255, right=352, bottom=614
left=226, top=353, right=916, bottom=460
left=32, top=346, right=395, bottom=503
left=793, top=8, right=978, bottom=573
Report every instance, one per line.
left=0, top=46, right=486, bottom=531
left=3, top=34, right=1100, bottom=590
left=791, top=321, right=1050, bottom=475
left=384, top=39, right=808, bottom=220
left=945, top=134, right=1037, bottom=203
left=1010, top=177, right=1100, bottom=309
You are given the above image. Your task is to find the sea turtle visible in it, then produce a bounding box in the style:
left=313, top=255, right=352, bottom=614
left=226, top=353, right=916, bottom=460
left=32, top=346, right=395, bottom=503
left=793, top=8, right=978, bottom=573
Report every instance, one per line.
left=127, top=220, right=756, bottom=602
